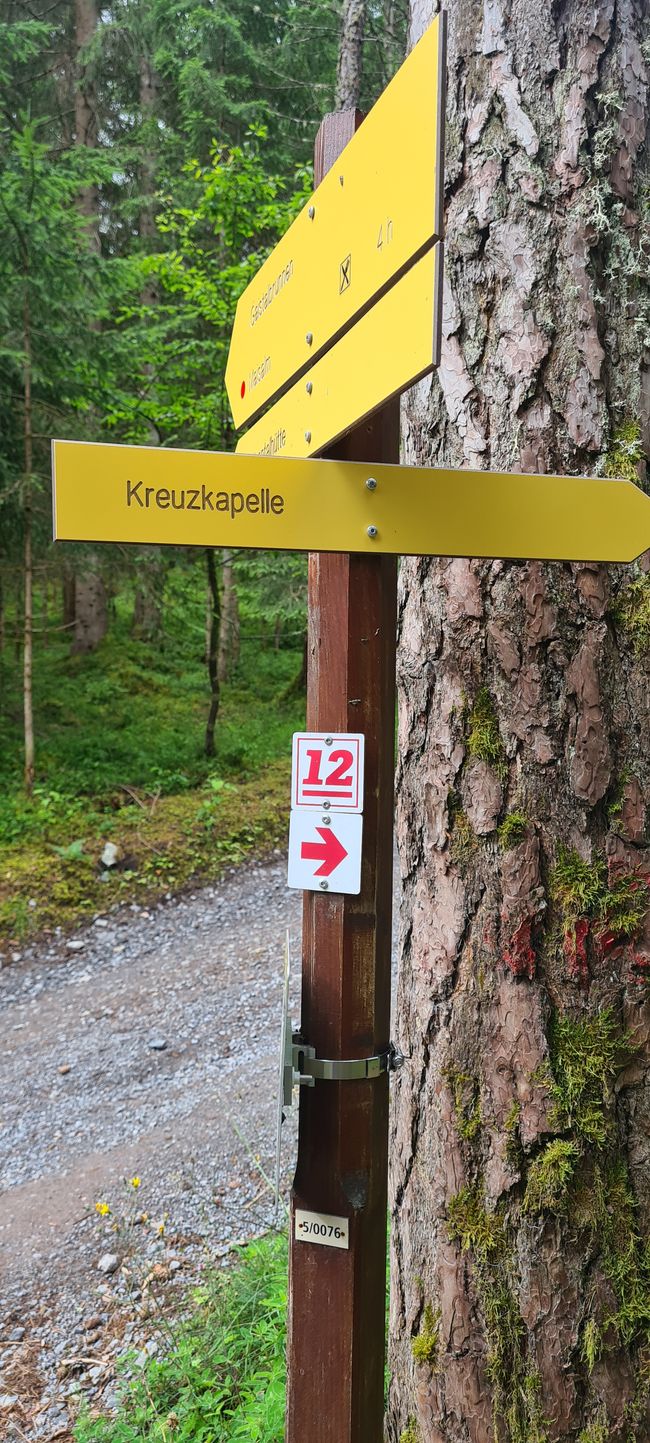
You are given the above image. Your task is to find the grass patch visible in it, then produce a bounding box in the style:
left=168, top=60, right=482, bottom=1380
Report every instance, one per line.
left=75, top=1233, right=288, bottom=1443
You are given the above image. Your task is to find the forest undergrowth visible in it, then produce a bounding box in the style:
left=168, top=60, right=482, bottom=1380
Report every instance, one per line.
left=0, top=571, right=304, bottom=944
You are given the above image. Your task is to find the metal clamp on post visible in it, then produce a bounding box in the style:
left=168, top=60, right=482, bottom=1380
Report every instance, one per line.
left=290, top=1036, right=405, bottom=1089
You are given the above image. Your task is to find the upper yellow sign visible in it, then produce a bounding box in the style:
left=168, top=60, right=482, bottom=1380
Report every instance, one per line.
left=236, top=245, right=443, bottom=460
left=52, top=440, right=650, bottom=564
left=225, top=14, right=447, bottom=431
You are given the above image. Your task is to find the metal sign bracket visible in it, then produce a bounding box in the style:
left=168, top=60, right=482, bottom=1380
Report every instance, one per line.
left=288, top=1035, right=405, bottom=1098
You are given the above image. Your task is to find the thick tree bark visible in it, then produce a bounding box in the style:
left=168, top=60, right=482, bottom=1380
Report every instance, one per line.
left=336, top=0, right=367, bottom=110
left=388, top=3, right=650, bottom=1442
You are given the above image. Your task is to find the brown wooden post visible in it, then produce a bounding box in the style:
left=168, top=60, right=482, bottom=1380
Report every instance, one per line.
left=286, top=109, right=400, bottom=1443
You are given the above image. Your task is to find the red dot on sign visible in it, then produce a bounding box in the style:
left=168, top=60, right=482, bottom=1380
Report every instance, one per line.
left=240, top=381, right=246, bottom=399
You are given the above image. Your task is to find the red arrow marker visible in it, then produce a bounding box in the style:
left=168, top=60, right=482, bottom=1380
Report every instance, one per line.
left=301, top=826, right=348, bottom=877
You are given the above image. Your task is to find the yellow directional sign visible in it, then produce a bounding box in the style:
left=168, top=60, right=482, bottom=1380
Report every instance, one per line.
left=52, top=440, right=649, bottom=564
left=225, top=14, right=447, bottom=431
left=236, top=246, right=443, bottom=460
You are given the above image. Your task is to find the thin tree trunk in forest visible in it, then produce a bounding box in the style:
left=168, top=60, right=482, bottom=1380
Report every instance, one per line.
left=335, top=0, right=367, bottom=110
left=132, top=547, right=164, bottom=642
left=218, top=550, right=239, bottom=682
left=41, top=569, right=48, bottom=648
left=0, top=570, right=4, bottom=655
left=22, top=268, right=34, bottom=796
left=205, top=548, right=221, bottom=759
left=62, top=568, right=76, bottom=631
left=388, top=3, right=650, bottom=1442
left=74, top=0, right=99, bottom=250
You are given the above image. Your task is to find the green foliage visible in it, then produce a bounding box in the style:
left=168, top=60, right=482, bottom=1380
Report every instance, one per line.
left=547, top=1009, right=632, bottom=1146
left=399, top=1422, right=420, bottom=1443
left=411, top=1303, right=441, bottom=1368
left=466, top=687, right=507, bottom=779
left=613, top=573, right=650, bottom=656
left=75, top=1233, right=288, bottom=1443
left=523, top=1140, right=580, bottom=1215
left=445, top=1068, right=482, bottom=1141
left=498, top=812, right=527, bottom=849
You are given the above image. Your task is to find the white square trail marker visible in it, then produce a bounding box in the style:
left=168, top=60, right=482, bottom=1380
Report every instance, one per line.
left=288, top=810, right=363, bottom=895
left=291, top=732, right=365, bottom=811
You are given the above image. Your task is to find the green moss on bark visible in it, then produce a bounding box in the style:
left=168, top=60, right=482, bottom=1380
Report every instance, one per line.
left=411, top=1303, right=441, bottom=1367
left=467, top=687, right=507, bottom=779
left=445, top=1067, right=482, bottom=1141
left=523, top=1139, right=580, bottom=1215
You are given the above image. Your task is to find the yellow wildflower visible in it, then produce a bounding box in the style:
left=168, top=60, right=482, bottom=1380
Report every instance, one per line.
left=95, top=1201, right=111, bottom=1217
left=129, top=1176, right=142, bottom=1189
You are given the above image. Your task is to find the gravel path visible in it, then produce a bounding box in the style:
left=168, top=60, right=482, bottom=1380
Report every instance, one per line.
left=0, top=853, right=399, bottom=1440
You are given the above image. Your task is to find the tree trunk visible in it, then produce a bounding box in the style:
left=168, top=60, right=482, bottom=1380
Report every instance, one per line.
left=62, top=567, right=76, bottom=631
left=388, top=4, right=650, bottom=1442
left=0, top=569, right=4, bottom=655
left=72, top=564, right=107, bottom=653
left=41, top=568, right=48, bottom=648
left=205, top=547, right=221, bottom=759
left=74, top=0, right=99, bottom=250
left=335, top=0, right=367, bottom=110
left=22, top=268, right=34, bottom=796
left=132, top=547, right=164, bottom=642
left=218, top=550, right=240, bottom=682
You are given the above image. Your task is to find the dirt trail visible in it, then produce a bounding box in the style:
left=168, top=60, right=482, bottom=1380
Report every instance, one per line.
left=0, top=857, right=304, bottom=1438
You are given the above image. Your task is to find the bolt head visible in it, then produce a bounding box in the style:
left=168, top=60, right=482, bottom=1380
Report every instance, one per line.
left=366, top=477, right=377, bottom=491
left=306, top=381, right=313, bottom=395
left=322, top=816, right=331, bottom=826
left=319, top=880, right=329, bottom=891
left=367, top=525, right=378, bottom=539
left=325, top=736, right=333, bottom=746
left=322, top=800, right=331, bottom=810
left=306, top=332, right=313, bottom=345
left=305, top=431, right=312, bottom=443
left=308, top=205, right=315, bottom=219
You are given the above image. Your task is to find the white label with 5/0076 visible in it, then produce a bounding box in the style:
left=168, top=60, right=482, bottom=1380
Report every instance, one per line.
left=295, top=1209, right=350, bottom=1250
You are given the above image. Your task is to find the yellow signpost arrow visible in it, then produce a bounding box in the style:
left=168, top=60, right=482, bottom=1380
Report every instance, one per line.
left=224, top=14, right=446, bottom=431
left=235, top=246, right=443, bottom=460
left=52, top=440, right=650, bottom=563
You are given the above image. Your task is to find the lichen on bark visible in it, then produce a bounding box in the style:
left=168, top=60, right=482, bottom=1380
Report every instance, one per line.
left=389, top=0, right=650, bottom=1439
